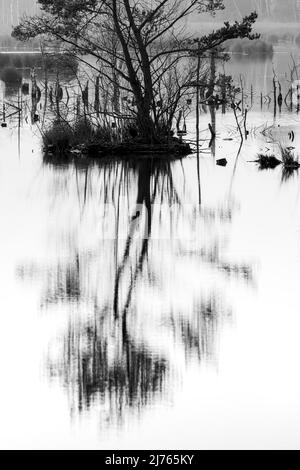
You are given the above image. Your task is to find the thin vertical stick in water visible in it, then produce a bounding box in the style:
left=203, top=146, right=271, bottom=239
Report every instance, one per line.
left=18, top=88, right=21, bottom=159
left=244, top=108, right=248, bottom=140
left=196, top=41, right=202, bottom=206
left=240, top=75, right=244, bottom=114
left=273, top=70, right=277, bottom=118
left=232, top=102, right=243, bottom=143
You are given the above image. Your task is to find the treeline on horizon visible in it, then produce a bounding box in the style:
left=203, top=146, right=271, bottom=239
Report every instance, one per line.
left=0, top=34, right=39, bottom=50
left=195, top=0, right=300, bottom=22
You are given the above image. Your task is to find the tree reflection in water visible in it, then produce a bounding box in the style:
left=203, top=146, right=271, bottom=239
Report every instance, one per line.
left=17, top=155, right=253, bottom=427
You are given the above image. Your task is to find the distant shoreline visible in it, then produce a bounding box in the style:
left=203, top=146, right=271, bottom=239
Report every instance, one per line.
left=0, top=51, right=40, bottom=54
left=189, top=21, right=300, bottom=37
left=190, top=21, right=300, bottom=29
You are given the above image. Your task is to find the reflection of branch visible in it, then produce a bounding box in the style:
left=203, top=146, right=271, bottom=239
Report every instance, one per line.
left=120, top=235, right=150, bottom=318
left=231, top=102, right=244, bottom=143
left=175, top=297, right=224, bottom=362
left=52, top=312, right=169, bottom=422
left=113, top=160, right=153, bottom=317
left=228, top=139, right=243, bottom=197
left=17, top=152, right=255, bottom=430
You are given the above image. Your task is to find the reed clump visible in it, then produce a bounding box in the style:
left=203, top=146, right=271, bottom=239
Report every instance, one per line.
left=256, top=153, right=282, bottom=170
left=43, top=121, right=74, bottom=155
left=280, top=147, right=300, bottom=168
left=43, top=116, right=191, bottom=159
left=280, top=148, right=300, bottom=182
left=43, top=118, right=120, bottom=155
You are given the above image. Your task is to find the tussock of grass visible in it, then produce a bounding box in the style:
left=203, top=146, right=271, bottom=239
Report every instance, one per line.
left=256, top=153, right=282, bottom=170
left=43, top=118, right=121, bottom=155
left=43, top=121, right=73, bottom=154
left=280, top=147, right=300, bottom=167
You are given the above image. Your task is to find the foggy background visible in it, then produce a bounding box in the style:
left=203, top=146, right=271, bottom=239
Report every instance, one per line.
left=2, top=0, right=300, bottom=35
left=0, top=0, right=38, bottom=33
left=208, top=0, right=300, bottom=21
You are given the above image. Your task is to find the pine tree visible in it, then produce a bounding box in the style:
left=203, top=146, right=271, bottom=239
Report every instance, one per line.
left=13, top=1, right=258, bottom=143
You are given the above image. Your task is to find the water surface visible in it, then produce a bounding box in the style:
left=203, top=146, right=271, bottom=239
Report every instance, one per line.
left=1, top=51, right=300, bottom=450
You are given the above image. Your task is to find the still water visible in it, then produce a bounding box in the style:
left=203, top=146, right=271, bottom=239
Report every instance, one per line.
left=1, top=51, right=300, bottom=450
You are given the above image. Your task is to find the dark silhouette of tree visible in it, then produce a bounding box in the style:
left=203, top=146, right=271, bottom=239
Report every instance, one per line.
left=13, top=0, right=258, bottom=142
